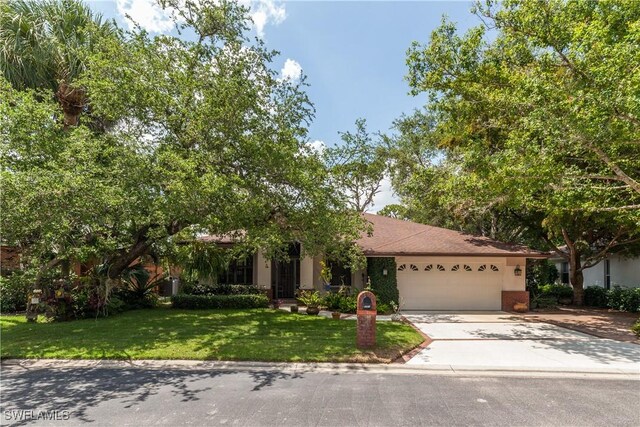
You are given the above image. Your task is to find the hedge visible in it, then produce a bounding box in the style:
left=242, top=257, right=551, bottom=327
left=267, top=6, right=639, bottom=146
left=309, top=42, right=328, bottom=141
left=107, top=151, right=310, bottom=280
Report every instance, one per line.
left=0, top=275, right=30, bottom=313
left=366, top=257, right=398, bottom=305
left=171, top=294, right=269, bottom=309
left=583, top=286, right=640, bottom=312
left=180, top=283, right=263, bottom=296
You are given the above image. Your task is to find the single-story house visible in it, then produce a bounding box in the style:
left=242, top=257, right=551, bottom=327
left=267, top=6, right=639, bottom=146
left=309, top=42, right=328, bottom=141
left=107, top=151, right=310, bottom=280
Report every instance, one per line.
left=199, top=213, right=547, bottom=311
left=550, top=252, right=639, bottom=289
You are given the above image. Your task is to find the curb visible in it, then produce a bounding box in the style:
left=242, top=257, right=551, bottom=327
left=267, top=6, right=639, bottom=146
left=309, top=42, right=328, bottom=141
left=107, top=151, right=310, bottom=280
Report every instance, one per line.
left=2, top=358, right=639, bottom=379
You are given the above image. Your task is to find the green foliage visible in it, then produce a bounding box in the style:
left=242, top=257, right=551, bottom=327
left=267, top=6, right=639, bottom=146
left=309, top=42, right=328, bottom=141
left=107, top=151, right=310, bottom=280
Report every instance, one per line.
left=171, top=294, right=269, bottom=310
left=632, top=319, right=640, bottom=338
left=606, top=287, right=640, bottom=313
left=583, top=286, right=640, bottom=312
left=526, top=260, right=559, bottom=289
left=377, top=303, right=392, bottom=315
left=534, top=296, right=558, bottom=309
left=180, top=282, right=262, bottom=296
left=539, top=284, right=574, bottom=301
left=1, top=0, right=366, bottom=292
left=323, top=292, right=343, bottom=311
left=393, top=0, right=640, bottom=303
left=0, top=274, right=30, bottom=313
left=584, top=286, right=608, bottom=308
left=366, top=257, right=398, bottom=305
left=296, top=290, right=323, bottom=308
left=324, top=118, right=387, bottom=212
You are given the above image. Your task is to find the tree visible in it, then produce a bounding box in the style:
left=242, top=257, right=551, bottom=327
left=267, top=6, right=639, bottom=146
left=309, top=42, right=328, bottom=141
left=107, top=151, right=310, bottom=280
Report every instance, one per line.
left=324, top=118, right=386, bottom=212
left=396, top=0, right=640, bottom=304
left=1, top=0, right=365, bottom=298
left=0, top=0, right=116, bottom=127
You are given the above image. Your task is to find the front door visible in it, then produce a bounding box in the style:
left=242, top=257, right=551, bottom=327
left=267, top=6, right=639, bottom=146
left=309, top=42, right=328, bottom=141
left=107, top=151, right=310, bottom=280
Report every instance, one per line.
left=271, top=244, right=301, bottom=299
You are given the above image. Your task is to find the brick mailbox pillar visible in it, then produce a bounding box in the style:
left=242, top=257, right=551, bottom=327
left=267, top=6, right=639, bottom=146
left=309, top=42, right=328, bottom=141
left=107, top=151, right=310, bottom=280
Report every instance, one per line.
left=356, top=291, right=376, bottom=348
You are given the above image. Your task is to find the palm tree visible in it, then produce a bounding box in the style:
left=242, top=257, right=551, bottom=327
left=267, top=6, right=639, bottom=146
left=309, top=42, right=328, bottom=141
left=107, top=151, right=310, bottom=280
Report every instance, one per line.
left=0, top=0, right=115, bottom=128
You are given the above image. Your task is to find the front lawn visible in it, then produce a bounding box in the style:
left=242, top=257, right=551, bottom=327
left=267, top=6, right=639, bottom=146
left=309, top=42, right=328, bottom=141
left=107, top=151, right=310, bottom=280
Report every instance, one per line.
left=0, top=308, right=423, bottom=363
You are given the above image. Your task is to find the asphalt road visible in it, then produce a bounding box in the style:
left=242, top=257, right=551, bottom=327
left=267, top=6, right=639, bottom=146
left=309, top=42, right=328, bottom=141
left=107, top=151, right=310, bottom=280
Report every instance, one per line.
left=1, top=365, right=639, bottom=426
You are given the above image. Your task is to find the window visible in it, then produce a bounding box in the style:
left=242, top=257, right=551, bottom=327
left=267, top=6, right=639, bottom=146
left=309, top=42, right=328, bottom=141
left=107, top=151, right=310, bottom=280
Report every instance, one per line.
left=218, top=255, right=254, bottom=285
left=478, top=264, right=486, bottom=272
left=560, top=262, right=569, bottom=285
left=398, top=264, right=406, bottom=271
left=451, top=264, right=460, bottom=272
left=424, top=264, right=433, bottom=271
left=330, top=262, right=352, bottom=287
left=410, top=264, right=419, bottom=271
left=490, top=265, right=499, bottom=272
left=463, top=265, right=472, bottom=271
left=436, top=264, right=445, bottom=271
left=604, top=259, right=611, bottom=290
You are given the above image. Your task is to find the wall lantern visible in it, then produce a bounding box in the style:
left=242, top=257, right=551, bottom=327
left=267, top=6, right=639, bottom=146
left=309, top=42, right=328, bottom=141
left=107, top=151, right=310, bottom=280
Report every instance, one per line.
left=514, top=265, right=522, bottom=276
left=382, top=268, right=388, bottom=276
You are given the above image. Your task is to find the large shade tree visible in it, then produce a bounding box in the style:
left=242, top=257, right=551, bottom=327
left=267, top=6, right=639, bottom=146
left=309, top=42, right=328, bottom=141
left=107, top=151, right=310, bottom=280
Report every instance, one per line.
left=1, top=0, right=364, bottom=296
left=392, top=0, right=640, bottom=304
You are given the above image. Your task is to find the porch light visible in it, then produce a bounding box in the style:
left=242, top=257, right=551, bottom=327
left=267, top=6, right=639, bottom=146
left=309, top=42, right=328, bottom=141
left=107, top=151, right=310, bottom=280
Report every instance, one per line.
left=514, top=265, right=522, bottom=276
left=382, top=268, right=388, bottom=276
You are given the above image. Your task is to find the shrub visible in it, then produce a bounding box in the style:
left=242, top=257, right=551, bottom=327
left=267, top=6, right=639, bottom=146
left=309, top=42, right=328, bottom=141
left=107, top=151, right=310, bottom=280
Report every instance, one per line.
left=539, top=284, right=574, bottom=301
left=323, top=292, right=343, bottom=311
left=296, top=290, right=323, bottom=308
left=0, top=274, right=30, bottom=313
left=339, top=295, right=357, bottom=313
left=584, top=286, right=608, bottom=308
left=607, top=287, right=640, bottom=313
left=366, top=257, right=398, bottom=305
left=535, top=296, right=558, bottom=309
left=181, top=282, right=262, bottom=296
left=377, top=303, right=392, bottom=315
left=632, top=319, right=640, bottom=338
left=171, top=294, right=269, bottom=309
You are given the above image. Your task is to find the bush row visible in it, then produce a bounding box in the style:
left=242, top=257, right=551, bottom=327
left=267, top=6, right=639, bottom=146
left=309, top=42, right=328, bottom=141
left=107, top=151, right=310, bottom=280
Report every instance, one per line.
left=171, top=294, right=269, bottom=309
left=180, top=282, right=263, bottom=296
left=584, top=286, right=640, bottom=312
left=0, top=275, right=29, bottom=313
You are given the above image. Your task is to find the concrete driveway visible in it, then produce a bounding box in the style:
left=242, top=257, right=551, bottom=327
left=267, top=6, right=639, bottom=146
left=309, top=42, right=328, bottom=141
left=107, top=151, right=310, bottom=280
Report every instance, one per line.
left=403, top=312, right=640, bottom=374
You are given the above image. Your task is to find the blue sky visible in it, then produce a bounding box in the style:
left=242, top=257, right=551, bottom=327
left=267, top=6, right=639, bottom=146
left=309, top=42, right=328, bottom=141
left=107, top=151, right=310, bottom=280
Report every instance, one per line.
left=88, top=0, right=481, bottom=210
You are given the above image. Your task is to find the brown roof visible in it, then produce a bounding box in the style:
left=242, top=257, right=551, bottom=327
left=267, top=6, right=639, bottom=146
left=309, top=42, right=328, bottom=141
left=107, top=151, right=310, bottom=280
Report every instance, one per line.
left=358, top=213, right=546, bottom=257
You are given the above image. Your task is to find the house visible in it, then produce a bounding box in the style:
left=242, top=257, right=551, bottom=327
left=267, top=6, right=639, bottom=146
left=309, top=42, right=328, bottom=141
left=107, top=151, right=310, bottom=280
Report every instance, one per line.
left=550, top=253, right=639, bottom=289
left=199, top=213, right=547, bottom=311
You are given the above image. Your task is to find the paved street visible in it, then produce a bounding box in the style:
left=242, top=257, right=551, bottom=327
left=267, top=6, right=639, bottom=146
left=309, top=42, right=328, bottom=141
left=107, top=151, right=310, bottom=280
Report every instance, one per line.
left=1, top=363, right=639, bottom=426
left=403, top=312, right=640, bottom=373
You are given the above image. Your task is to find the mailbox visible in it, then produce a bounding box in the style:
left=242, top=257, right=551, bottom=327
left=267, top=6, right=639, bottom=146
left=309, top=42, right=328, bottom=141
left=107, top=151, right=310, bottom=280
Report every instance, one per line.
left=356, top=291, right=376, bottom=348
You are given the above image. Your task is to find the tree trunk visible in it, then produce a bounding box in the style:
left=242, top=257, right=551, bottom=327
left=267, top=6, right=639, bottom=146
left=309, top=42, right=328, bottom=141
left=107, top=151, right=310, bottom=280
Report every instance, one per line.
left=569, top=251, right=585, bottom=306
left=56, top=82, right=85, bottom=129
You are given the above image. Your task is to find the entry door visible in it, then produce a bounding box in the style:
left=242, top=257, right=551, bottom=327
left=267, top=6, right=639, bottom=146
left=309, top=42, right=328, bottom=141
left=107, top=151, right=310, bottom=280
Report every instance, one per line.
left=272, top=259, right=299, bottom=298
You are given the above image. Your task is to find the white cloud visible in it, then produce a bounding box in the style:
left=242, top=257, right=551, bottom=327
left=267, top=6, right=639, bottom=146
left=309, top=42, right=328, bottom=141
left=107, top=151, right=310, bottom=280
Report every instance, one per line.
left=244, top=0, right=286, bottom=38
left=369, top=176, right=399, bottom=212
left=280, top=58, right=303, bottom=82
left=116, top=0, right=177, bottom=33
left=115, top=0, right=286, bottom=37
left=307, top=140, right=326, bottom=154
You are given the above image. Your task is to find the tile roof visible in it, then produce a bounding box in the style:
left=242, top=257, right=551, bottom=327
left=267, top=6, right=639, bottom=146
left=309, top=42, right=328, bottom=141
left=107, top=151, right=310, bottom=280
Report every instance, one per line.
left=358, top=213, right=546, bottom=257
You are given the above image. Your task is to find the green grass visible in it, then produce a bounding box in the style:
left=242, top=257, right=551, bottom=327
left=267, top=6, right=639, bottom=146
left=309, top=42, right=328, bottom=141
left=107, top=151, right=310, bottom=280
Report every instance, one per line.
left=0, top=308, right=423, bottom=363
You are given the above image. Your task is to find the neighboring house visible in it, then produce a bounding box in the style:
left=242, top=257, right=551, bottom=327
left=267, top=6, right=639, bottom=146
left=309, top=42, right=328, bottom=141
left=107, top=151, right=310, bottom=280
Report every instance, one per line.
left=550, top=253, right=640, bottom=289
left=200, top=213, right=546, bottom=311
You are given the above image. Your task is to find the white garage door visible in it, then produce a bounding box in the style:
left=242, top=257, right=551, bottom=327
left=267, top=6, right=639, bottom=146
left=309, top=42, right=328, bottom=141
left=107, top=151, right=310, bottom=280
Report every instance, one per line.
left=396, top=261, right=503, bottom=310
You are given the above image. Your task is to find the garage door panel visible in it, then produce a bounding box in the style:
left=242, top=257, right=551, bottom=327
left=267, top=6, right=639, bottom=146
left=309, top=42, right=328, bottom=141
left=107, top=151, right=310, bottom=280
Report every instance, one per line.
left=396, top=262, right=502, bottom=310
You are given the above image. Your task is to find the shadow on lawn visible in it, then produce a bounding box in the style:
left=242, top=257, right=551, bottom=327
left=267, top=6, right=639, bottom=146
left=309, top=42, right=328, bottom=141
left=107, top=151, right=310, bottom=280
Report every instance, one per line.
left=0, top=366, right=304, bottom=426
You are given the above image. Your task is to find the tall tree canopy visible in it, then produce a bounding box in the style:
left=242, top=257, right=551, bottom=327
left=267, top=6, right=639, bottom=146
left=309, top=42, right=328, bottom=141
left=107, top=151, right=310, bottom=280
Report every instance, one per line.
left=392, top=0, right=640, bottom=303
left=324, top=119, right=386, bottom=213
left=1, top=0, right=364, bottom=292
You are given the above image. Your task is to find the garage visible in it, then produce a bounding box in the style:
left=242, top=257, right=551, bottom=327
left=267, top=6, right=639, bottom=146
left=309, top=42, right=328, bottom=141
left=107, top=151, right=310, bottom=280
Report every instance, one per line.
left=396, top=260, right=503, bottom=310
